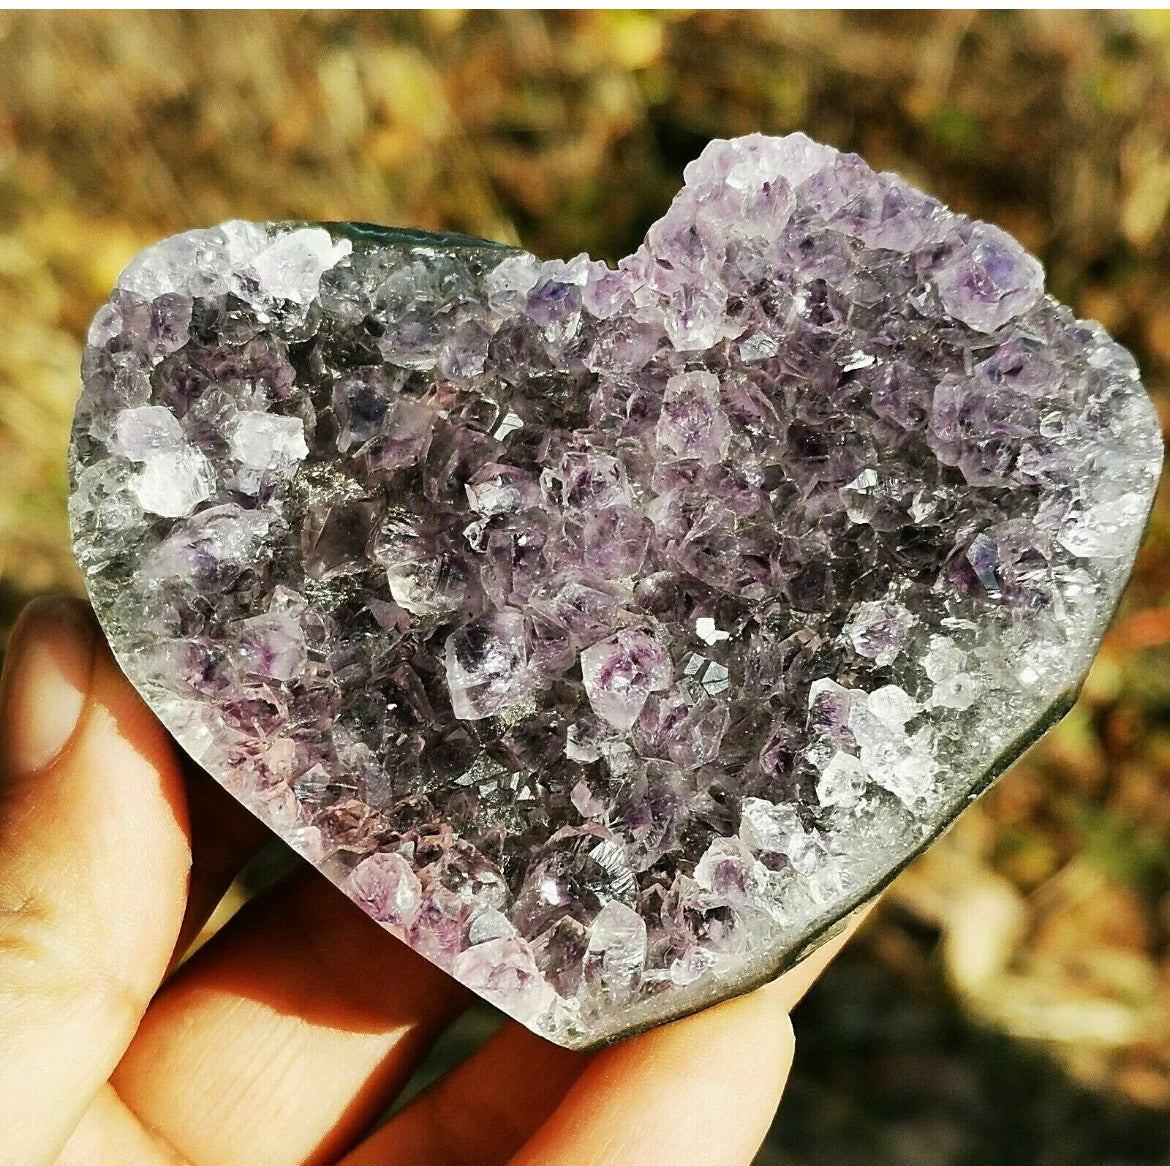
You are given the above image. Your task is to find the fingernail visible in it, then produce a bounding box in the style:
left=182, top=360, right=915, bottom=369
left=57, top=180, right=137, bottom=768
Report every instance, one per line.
left=1, top=596, right=99, bottom=781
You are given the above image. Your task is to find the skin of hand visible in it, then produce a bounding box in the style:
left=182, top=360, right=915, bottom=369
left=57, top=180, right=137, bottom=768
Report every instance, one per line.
left=0, top=597, right=867, bottom=1166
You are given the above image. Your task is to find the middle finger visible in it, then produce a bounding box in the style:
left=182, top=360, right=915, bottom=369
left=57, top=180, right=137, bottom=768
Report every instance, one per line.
left=112, top=867, right=470, bottom=1166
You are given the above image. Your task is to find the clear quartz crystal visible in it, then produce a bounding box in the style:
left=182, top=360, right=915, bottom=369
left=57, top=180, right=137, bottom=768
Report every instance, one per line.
left=69, top=136, right=1162, bottom=1049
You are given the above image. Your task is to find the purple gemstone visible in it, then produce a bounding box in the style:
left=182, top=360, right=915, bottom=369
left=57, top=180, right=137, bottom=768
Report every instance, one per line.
left=445, top=609, right=531, bottom=721
left=346, top=851, right=423, bottom=928
left=69, top=136, right=1160, bottom=1049
left=580, top=627, right=673, bottom=731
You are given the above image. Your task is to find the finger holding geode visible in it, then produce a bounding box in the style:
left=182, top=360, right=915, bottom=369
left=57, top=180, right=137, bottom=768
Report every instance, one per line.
left=69, top=133, right=1161, bottom=1048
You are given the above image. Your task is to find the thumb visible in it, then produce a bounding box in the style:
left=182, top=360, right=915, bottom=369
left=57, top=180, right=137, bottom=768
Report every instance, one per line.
left=0, top=597, right=192, bottom=1166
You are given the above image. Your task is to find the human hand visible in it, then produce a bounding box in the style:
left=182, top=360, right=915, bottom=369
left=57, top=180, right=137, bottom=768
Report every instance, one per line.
left=0, top=597, right=863, bottom=1166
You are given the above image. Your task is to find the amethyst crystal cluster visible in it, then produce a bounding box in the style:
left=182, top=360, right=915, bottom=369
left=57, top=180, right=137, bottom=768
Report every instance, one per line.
left=69, top=134, right=1161, bottom=1047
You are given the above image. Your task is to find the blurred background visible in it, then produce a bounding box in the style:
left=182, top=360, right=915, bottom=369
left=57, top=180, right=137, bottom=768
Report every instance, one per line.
left=2, top=11, right=1169, bottom=1164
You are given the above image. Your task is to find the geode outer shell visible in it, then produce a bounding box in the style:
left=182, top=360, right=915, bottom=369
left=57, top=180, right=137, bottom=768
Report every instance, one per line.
left=68, top=134, right=1162, bottom=1048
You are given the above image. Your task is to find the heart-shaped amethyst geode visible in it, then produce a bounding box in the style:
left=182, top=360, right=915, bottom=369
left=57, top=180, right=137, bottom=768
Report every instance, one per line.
left=69, top=134, right=1161, bottom=1048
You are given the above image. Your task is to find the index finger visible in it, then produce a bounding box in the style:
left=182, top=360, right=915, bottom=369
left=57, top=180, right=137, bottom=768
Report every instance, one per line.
left=0, top=598, right=192, bottom=1166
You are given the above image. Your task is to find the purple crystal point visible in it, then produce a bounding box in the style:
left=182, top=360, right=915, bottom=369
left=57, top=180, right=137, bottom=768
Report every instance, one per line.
left=580, top=627, right=672, bottom=732
left=70, top=136, right=1161, bottom=1048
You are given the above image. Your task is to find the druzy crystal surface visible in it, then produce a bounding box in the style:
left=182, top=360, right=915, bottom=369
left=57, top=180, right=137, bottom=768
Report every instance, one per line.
left=69, top=134, right=1161, bottom=1048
